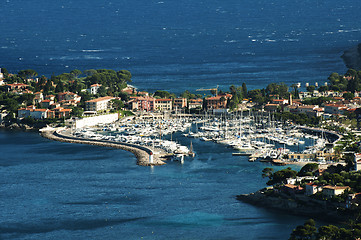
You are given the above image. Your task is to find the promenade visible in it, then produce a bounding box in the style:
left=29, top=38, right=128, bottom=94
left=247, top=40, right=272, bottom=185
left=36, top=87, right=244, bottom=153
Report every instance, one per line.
left=40, top=128, right=166, bottom=166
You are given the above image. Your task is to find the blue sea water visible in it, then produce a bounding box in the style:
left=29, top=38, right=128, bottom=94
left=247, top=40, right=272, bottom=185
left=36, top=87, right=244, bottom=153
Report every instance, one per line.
left=1, top=0, right=361, bottom=93
left=0, top=130, right=307, bottom=240
left=0, top=1, right=359, bottom=239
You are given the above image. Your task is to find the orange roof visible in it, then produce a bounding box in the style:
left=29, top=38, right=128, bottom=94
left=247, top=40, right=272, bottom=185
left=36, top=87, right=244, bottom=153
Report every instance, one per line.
left=86, top=96, right=115, bottom=103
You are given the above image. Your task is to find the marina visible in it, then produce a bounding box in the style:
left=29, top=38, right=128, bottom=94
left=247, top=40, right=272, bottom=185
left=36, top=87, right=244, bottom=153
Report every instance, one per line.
left=49, top=111, right=341, bottom=166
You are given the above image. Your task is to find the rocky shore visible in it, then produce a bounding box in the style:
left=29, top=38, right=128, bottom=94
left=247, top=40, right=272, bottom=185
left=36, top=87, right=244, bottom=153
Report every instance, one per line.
left=40, top=129, right=166, bottom=166
left=237, top=190, right=352, bottom=223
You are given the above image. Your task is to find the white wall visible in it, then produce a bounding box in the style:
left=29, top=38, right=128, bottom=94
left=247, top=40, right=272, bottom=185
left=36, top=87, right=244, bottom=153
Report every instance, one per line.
left=75, top=113, right=119, bottom=128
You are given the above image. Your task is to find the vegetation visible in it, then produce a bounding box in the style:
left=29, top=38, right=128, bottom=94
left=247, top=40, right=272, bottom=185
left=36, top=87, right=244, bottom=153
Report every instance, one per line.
left=290, top=219, right=361, bottom=240
left=262, top=167, right=297, bottom=186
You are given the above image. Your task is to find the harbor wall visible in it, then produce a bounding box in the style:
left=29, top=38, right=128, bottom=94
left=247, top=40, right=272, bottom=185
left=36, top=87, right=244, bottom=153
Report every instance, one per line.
left=74, top=113, right=119, bottom=128
left=40, top=129, right=165, bottom=166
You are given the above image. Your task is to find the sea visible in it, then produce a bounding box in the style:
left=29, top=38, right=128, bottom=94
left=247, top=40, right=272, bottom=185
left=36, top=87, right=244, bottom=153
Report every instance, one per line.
left=1, top=0, right=360, bottom=239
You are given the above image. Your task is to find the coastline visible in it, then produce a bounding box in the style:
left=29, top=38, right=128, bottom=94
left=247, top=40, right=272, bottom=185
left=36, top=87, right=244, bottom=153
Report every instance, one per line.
left=237, top=189, right=352, bottom=223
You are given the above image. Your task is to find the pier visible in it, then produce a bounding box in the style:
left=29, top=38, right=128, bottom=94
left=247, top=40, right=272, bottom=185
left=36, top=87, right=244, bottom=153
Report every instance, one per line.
left=40, top=128, right=166, bottom=166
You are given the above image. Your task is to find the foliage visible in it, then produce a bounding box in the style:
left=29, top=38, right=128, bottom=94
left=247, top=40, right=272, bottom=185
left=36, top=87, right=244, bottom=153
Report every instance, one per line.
left=291, top=220, right=361, bottom=240
left=298, top=163, right=319, bottom=177
left=289, top=219, right=317, bottom=240
left=262, top=167, right=297, bottom=186
left=301, top=97, right=332, bottom=106
left=266, top=82, right=289, bottom=99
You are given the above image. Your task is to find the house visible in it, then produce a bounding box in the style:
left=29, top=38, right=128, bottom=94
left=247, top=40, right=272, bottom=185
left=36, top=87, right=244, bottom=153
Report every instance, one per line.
left=324, top=103, right=347, bottom=115
left=5, top=83, right=29, bottom=92
left=305, top=183, right=322, bottom=196
left=205, top=94, right=232, bottom=109
left=0, top=68, right=3, bottom=79
left=48, top=107, right=72, bottom=118
left=173, top=98, right=187, bottom=109
left=129, top=96, right=155, bottom=111
left=322, top=185, right=350, bottom=198
left=121, top=86, right=137, bottom=95
left=30, top=109, right=48, bottom=119
left=58, top=92, right=81, bottom=102
left=154, top=99, right=172, bottom=111
left=271, top=99, right=288, bottom=105
left=282, top=184, right=304, bottom=195
left=354, top=153, right=361, bottom=171
left=85, top=96, right=115, bottom=112
left=264, top=103, right=279, bottom=112
left=89, top=84, right=102, bottom=95
left=188, top=99, right=203, bottom=109
left=346, top=193, right=361, bottom=209
left=40, top=99, right=54, bottom=108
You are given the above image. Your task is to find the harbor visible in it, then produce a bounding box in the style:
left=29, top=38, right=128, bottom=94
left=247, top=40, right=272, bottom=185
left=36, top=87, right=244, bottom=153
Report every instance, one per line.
left=42, top=111, right=341, bottom=167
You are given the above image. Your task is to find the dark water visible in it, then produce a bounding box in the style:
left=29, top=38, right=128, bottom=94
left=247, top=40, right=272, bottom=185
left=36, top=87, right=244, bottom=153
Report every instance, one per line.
left=1, top=0, right=361, bottom=93
left=0, top=130, right=306, bottom=239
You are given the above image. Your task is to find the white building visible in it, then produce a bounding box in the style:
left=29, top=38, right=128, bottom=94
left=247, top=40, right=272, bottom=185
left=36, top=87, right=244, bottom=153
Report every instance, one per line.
left=89, top=84, right=102, bottom=95
left=85, top=96, right=115, bottom=112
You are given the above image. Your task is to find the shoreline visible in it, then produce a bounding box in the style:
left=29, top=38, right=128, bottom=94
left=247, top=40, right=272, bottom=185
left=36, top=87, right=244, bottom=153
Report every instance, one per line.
left=237, top=190, right=352, bottom=223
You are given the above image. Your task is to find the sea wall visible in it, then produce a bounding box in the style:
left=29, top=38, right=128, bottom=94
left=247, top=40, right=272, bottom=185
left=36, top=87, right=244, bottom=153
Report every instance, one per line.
left=40, top=129, right=166, bottom=166
left=73, top=114, right=119, bottom=128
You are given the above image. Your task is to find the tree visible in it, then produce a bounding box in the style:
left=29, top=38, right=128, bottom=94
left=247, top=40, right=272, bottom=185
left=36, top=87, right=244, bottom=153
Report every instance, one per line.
left=298, top=163, right=318, bottom=177
left=18, top=69, right=38, bottom=79
left=70, top=69, right=82, bottom=79
left=111, top=99, right=124, bottom=111
left=242, top=83, right=248, bottom=98
left=84, top=69, right=97, bottom=77
left=306, top=85, right=316, bottom=92
left=262, top=168, right=274, bottom=178
left=343, top=92, right=354, bottom=100
left=266, top=167, right=297, bottom=185
left=1, top=67, right=9, bottom=75
left=289, top=219, right=317, bottom=240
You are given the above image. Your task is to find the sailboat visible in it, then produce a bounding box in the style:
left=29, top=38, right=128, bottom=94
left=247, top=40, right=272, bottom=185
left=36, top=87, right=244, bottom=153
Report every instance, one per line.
left=188, top=141, right=195, bottom=157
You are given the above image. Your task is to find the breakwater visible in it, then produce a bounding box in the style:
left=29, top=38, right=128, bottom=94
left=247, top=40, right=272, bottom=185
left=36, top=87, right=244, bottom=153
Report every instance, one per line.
left=40, top=129, right=166, bottom=166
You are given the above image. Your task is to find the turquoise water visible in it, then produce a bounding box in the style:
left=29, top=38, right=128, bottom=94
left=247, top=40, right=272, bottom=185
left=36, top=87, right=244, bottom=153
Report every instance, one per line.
left=0, top=130, right=306, bottom=239
left=1, top=0, right=360, bottom=93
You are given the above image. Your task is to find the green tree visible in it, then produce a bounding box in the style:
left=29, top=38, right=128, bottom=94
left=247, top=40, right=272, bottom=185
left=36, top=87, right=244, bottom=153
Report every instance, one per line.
left=18, top=69, right=38, bottom=79
left=111, top=99, right=124, bottom=111
left=306, top=85, right=316, bottom=92
left=70, top=69, right=82, bottom=79
left=343, top=92, right=354, bottom=100
left=298, top=163, right=318, bottom=177
left=242, top=83, right=248, bottom=98
left=289, top=219, right=317, bottom=240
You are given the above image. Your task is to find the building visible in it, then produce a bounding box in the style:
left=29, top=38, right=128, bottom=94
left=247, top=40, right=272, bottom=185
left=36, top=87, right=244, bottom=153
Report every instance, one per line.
left=173, top=98, right=187, bottom=109
left=322, top=185, right=350, bottom=198
left=188, top=99, right=203, bottom=109
left=58, top=92, right=81, bottom=102
left=85, top=96, right=115, bottom=112
left=89, top=84, right=102, bottom=95
left=205, top=94, right=232, bottom=109
left=40, top=99, right=54, bottom=108
left=154, top=99, right=172, bottom=111
left=354, top=153, right=361, bottom=171
left=129, top=96, right=155, bottom=111
left=5, top=83, right=29, bottom=92
left=305, top=183, right=322, bottom=196
left=324, top=103, right=347, bottom=115
left=0, top=68, right=3, bottom=79
left=48, top=107, right=72, bottom=118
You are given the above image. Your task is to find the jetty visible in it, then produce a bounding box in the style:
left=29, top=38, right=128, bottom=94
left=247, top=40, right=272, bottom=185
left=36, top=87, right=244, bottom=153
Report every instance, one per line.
left=40, top=127, right=166, bottom=166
